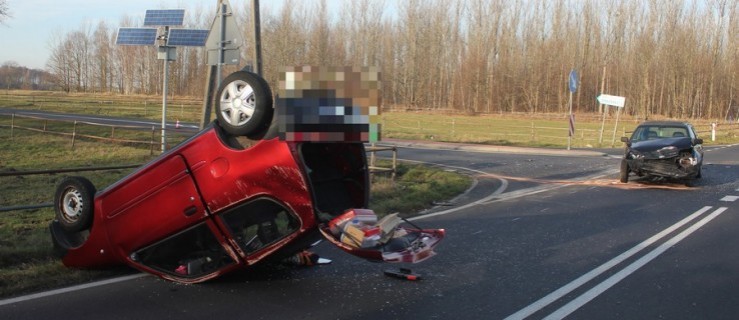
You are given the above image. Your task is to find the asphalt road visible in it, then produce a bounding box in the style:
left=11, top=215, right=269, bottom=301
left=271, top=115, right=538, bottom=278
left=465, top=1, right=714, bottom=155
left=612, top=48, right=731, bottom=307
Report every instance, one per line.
left=1, top=117, right=737, bottom=319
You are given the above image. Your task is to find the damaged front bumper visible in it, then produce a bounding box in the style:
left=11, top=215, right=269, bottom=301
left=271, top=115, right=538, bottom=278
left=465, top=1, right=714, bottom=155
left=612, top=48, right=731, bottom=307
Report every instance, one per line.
left=626, top=151, right=701, bottom=179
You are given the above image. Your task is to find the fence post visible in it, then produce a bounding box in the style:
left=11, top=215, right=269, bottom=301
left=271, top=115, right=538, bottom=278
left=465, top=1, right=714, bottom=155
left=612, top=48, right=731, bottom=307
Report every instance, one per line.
left=150, top=126, right=156, bottom=155
left=391, top=147, right=397, bottom=180
left=711, top=122, right=716, bottom=141
left=451, top=118, right=455, bottom=137
left=71, top=121, right=77, bottom=149
left=10, top=113, right=14, bottom=140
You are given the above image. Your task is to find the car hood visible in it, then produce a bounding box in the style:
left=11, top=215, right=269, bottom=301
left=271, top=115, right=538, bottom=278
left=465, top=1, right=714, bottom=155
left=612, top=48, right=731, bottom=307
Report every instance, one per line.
left=630, top=137, right=694, bottom=153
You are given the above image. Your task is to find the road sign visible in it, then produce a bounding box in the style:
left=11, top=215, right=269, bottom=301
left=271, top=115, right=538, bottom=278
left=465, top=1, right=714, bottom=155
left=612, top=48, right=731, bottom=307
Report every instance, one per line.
left=568, top=69, right=578, bottom=93
left=597, top=94, right=626, bottom=108
left=206, top=0, right=243, bottom=66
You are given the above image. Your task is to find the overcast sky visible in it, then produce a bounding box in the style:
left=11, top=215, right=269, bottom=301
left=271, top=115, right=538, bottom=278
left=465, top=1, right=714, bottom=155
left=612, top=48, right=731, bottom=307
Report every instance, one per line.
left=0, top=0, right=357, bottom=69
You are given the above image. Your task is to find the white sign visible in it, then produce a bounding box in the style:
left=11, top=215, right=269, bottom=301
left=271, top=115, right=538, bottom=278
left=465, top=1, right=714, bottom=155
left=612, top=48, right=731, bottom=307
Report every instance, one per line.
left=597, top=94, right=626, bottom=108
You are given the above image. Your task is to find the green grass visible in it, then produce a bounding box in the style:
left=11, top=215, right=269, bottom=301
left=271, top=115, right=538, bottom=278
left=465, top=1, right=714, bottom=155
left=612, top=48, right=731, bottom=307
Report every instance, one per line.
left=380, top=112, right=739, bottom=148
left=369, top=161, right=470, bottom=217
left=1, top=90, right=203, bottom=122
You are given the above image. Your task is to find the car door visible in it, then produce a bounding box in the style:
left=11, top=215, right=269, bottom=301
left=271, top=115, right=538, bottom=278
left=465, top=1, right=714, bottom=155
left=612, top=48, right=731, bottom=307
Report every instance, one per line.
left=99, top=154, right=209, bottom=257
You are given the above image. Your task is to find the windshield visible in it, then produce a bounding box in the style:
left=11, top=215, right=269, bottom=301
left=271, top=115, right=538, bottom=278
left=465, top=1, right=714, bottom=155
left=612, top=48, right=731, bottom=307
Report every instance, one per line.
left=631, top=126, right=689, bottom=141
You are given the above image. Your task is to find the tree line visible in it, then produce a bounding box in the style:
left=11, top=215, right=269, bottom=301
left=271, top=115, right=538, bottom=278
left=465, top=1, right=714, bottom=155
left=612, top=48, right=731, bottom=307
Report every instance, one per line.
left=40, top=0, right=738, bottom=120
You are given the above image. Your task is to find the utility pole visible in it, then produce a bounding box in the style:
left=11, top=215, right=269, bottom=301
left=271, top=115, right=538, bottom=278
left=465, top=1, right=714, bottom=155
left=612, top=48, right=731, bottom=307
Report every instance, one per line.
left=252, top=0, right=263, bottom=76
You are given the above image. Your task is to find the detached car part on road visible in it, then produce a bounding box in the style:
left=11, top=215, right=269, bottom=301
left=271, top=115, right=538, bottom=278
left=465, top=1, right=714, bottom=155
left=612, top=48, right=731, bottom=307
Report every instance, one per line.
left=50, top=70, right=444, bottom=283
left=619, top=121, right=703, bottom=185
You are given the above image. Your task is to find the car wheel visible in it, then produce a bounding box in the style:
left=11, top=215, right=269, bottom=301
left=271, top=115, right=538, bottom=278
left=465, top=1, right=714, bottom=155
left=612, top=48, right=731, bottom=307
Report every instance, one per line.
left=54, top=177, right=96, bottom=233
left=215, top=71, right=274, bottom=139
left=619, top=160, right=629, bottom=183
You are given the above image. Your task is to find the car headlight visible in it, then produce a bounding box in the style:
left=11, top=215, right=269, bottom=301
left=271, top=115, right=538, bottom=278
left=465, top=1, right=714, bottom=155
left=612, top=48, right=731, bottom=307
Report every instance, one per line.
left=627, top=150, right=644, bottom=159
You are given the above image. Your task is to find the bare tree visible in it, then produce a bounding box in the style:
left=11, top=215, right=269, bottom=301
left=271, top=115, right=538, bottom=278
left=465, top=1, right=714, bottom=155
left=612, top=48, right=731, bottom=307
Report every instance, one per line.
left=0, top=0, right=11, bottom=23
left=39, top=0, right=736, bottom=121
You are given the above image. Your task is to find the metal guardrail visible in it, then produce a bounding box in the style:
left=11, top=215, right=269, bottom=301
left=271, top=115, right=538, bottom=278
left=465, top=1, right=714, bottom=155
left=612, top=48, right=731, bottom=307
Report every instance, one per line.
left=1, top=147, right=399, bottom=213
left=367, top=144, right=397, bottom=179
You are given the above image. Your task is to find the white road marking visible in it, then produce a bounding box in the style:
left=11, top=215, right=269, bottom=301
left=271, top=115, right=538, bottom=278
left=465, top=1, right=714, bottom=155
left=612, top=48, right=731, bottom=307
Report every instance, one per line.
left=0, top=274, right=146, bottom=307
left=721, top=196, right=738, bottom=202
left=504, top=206, right=716, bottom=320
left=544, top=207, right=728, bottom=320
left=400, top=159, right=509, bottom=222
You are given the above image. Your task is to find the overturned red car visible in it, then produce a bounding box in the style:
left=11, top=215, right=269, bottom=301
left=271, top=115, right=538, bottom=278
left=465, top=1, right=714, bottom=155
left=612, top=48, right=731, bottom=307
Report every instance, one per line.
left=50, top=71, right=444, bottom=283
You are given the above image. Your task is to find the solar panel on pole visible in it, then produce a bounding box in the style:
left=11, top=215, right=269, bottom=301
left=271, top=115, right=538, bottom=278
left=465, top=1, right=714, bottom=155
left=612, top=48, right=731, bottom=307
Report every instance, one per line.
left=167, top=29, right=209, bottom=46
left=117, top=8, right=209, bottom=153
left=115, top=28, right=158, bottom=46
left=144, top=9, right=185, bottom=26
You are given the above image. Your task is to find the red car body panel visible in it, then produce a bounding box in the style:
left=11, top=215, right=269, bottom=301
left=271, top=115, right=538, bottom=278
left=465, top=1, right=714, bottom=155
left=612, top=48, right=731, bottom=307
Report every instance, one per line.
left=52, top=123, right=443, bottom=283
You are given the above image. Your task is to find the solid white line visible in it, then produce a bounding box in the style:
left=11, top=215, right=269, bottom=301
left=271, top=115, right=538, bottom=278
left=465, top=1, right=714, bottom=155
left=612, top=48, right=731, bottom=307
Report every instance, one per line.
left=721, top=196, right=738, bottom=202
left=0, top=274, right=146, bottom=307
left=504, top=206, right=714, bottom=320
left=544, top=207, right=728, bottom=320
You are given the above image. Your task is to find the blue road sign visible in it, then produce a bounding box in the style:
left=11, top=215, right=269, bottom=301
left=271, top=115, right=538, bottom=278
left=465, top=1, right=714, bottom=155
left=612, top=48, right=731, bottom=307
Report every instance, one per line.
left=569, top=69, right=578, bottom=93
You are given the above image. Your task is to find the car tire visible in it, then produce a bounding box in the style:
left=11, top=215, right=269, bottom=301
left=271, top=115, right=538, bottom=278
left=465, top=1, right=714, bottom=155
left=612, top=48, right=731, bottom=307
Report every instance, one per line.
left=215, top=71, right=274, bottom=139
left=54, top=177, right=96, bottom=233
left=619, top=160, right=629, bottom=183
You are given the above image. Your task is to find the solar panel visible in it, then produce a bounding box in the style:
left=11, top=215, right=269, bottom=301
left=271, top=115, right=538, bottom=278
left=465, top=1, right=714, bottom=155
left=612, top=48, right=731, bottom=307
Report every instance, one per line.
left=116, top=28, right=158, bottom=45
left=144, top=9, right=185, bottom=26
left=167, top=29, right=209, bottom=46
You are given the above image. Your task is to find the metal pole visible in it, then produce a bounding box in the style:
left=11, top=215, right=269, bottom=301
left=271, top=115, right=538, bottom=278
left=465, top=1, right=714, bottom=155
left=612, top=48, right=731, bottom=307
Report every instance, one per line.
left=200, top=65, right=217, bottom=129
left=567, top=91, right=573, bottom=150
left=611, top=106, right=622, bottom=147
left=162, top=47, right=169, bottom=152
left=599, top=106, right=607, bottom=145
left=216, top=1, right=226, bottom=88
left=252, top=0, right=263, bottom=76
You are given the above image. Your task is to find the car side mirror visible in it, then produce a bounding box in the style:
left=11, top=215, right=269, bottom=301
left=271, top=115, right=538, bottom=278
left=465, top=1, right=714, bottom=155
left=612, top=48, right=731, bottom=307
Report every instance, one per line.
left=620, top=137, right=631, bottom=147
left=693, top=138, right=703, bottom=145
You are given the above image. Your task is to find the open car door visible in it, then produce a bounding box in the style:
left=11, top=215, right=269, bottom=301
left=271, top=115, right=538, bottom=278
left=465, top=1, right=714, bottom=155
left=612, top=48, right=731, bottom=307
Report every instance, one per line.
left=318, top=209, right=445, bottom=263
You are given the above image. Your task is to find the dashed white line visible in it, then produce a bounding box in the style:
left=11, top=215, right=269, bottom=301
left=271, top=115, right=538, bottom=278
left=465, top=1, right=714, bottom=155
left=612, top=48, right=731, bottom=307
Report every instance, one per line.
left=721, top=196, right=738, bottom=202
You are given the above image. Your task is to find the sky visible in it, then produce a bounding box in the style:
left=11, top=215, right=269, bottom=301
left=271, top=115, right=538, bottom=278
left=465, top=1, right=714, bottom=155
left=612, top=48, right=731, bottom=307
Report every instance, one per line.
left=0, top=0, right=353, bottom=70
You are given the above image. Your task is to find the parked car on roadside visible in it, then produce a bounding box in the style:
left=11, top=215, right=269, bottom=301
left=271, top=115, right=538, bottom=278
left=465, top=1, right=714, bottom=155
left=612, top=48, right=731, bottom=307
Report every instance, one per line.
left=619, top=121, right=703, bottom=185
left=50, top=70, right=444, bottom=283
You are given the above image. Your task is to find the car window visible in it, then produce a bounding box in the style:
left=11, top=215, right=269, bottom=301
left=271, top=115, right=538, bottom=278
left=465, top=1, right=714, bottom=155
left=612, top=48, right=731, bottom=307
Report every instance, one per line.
left=219, top=199, right=301, bottom=255
left=632, top=126, right=688, bottom=141
left=132, top=223, right=236, bottom=278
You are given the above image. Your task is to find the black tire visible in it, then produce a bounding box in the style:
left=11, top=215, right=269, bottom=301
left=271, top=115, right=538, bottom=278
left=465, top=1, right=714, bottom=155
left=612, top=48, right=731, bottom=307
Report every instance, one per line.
left=619, top=160, right=629, bottom=183
left=215, top=71, right=274, bottom=138
left=54, top=177, right=96, bottom=233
